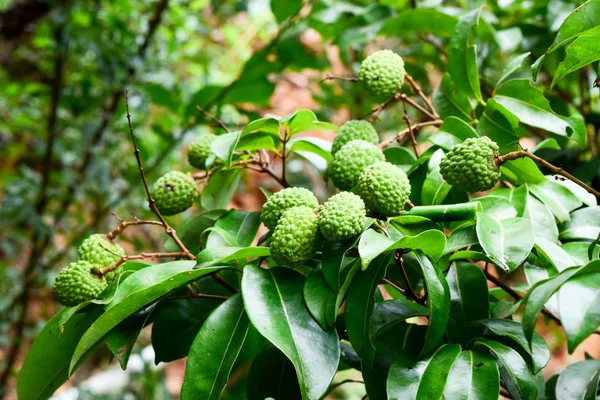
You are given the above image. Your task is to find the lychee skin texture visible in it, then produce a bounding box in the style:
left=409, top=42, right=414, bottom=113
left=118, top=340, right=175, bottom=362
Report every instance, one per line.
left=359, top=50, right=406, bottom=97
left=188, top=133, right=217, bottom=170
left=260, top=187, right=319, bottom=230
left=332, top=120, right=379, bottom=155
left=439, top=136, right=501, bottom=193
left=151, top=171, right=197, bottom=216
left=270, top=206, right=319, bottom=265
left=77, top=234, right=126, bottom=283
left=356, top=162, right=411, bottom=217
left=318, top=192, right=366, bottom=242
left=53, top=261, right=108, bottom=306
left=330, top=140, right=385, bottom=191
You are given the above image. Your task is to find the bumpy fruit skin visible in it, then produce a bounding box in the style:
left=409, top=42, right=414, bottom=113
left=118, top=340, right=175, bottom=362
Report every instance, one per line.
left=53, top=261, right=108, bottom=306
left=439, top=136, right=501, bottom=192
left=359, top=50, right=406, bottom=97
left=188, top=133, right=217, bottom=170
left=78, top=234, right=126, bottom=283
left=356, top=162, right=411, bottom=216
left=270, top=206, right=319, bottom=265
left=330, top=140, right=385, bottom=191
left=260, top=187, right=319, bottom=230
left=318, top=192, right=366, bottom=241
left=331, top=120, right=379, bottom=155
left=151, top=171, right=197, bottom=216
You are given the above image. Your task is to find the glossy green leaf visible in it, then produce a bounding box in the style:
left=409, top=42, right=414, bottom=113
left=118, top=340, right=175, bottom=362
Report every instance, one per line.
left=106, top=311, right=151, bottom=369
left=177, top=210, right=226, bottom=255
left=407, top=202, right=481, bottom=222
left=182, top=294, right=249, bottom=400
left=523, top=194, right=559, bottom=242
left=241, top=265, right=339, bottom=400
left=380, top=8, right=457, bottom=38
left=560, top=206, right=600, bottom=241
left=433, top=73, right=474, bottom=122
left=236, top=132, right=280, bottom=152
left=196, top=246, right=269, bottom=268
left=448, top=7, right=484, bottom=104
left=472, top=196, right=517, bottom=220
left=437, top=116, right=479, bottom=141
left=535, top=238, right=575, bottom=271
left=303, top=266, right=337, bottom=330
left=70, top=262, right=227, bottom=372
left=476, top=213, right=535, bottom=272
left=496, top=52, right=531, bottom=89
left=201, top=169, right=243, bottom=210
left=371, top=297, right=428, bottom=338
left=421, top=167, right=451, bottom=206
left=529, top=180, right=582, bottom=223
left=446, top=263, right=489, bottom=343
left=547, top=0, right=600, bottom=54
left=358, top=229, right=393, bottom=269
left=414, top=251, right=450, bottom=357
left=17, top=307, right=102, bottom=400
left=322, top=235, right=362, bottom=290
left=346, top=255, right=390, bottom=367
left=206, top=210, right=261, bottom=248
left=445, top=225, right=479, bottom=255
left=287, top=136, right=333, bottom=162
left=443, top=350, right=500, bottom=400
left=553, top=30, right=600, bottom=85
left=387, top=344, right=461, bottom=400
left=492, top=185, right=528, bottom=217
left=475, top=339, right=538, bottom=400
left=478, top=318, right=550, bottom=373
left=555, top=359, right=600, bottom=400
left=241, top=116, right=281, bottom=136
left=211, top=131, right=240, bottom=166
left=246, top=344, right=302, bottom=400
left=282, top=109, right=338, bottom=134
left=384, top=146, right=417, bottom=171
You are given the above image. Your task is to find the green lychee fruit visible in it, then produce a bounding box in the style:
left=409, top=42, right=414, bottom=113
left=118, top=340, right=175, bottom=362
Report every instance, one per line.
left=270, top=206, right=319, bottom=265
left=439, top=136, right=501, bottom=193
left=356, top=162, right=411, bottom=216
left=331, top=120, right=379, bottom=155
left=77, top=234, right=126, bottom=283
left=260, top=187, right=319, bottom=230
left=53, top=261, right=108, bottom=306
left=359, top=50, right=406, bottom=97
left=151, top=171, right=197, bottom=216
left=318, top=192, right=366, bottom=242
left=188, top=133, right=217, bottom=170
left=330, top=140, right=385, bottom=191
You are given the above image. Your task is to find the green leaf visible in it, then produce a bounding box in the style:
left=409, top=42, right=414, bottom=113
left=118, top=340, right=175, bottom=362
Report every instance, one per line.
left=547, top=0, right=600, bottom=54
left=553, top=29, right=600, bottom=85
left=555, top=359, right=600, bottom=400
left=17, top=307, right=102, bottom=400
left=414, top=251, right=450, bottom=357
left=346, top=255, right=391, bottom=367
left=241, top=265, right=339, bottom=400
left=271, top=0, right=302, bottom=23
left=523, top=194, right=559, bottom=242
left=448, top=7, right=484, bottom=104
left=178, top=210, right=226, bottom=255
left=322, top=235, right=362, bottom=290
left=151, top=296, right=224, bottom=363
left=445, top=225, right=479, bottom=255
left=476, top=213, right=535, bottom=272
left=358, top=229, right=394, bottom=269
left=522, top=260, right=600, bottom=345
left=181, top=294, right=249, bottom=400
left=196, top=246, right=270, bottom=268
left=558, top=272, right=600, bottom=353
left=246, top=344, right=301, bottom=400
left=387, top=344, right=462, bottom=400
left=446, top=263, right=489, bottom=343
left=201, top=169, right=243, bottom=210
left=303, top=266, right=337, bottom=330
left=478, top=318, right=550, bottom=374
left=206, top=210, right=261, bottom=248
left=287, top=136, right=333, bottom=163
left=106, top=312, right=150, bottom=369
left=560, top=206, right=600, bottom=241
left=421, top=167, right=451, bottom=206
left=371, top=297, right=429, bottom=338
left=433, top=73, right=475, bottom=122
left=384, top=146, right=417, bottom=171
left=535, top=238, right=576, bottom=271
left=241, top=116, right=281, bottom=137
left=443, top=350, right=500, bottom=400
left=211, top=131, right=240, bottom=166
left=492, top=185, right=528, bottom=217
left=407, top=202, right=481, bottom=222
left=529, top=180, right=583, bottom=223
left=380, top=8, right=458, bottom=38
left=437, top=116, right=478, bottom=141
left=494, top=79, right=580, bottom=140
left=70, top=262, right=227, bottom=372
left=496, top=52, right=531, bottom=89
left=236, top=132, right=280, bottom=152
left=472, top=196, right=518, bottom=220
left=475, top=339, right=538, bottom=400
left=282, top=109, right=338, bottom=135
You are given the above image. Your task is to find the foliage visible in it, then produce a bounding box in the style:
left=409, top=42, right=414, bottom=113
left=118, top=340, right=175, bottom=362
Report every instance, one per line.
left=3, top=0, right=600, bottom=399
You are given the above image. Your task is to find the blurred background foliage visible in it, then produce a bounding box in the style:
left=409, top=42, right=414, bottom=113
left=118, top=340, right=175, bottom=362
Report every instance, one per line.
left=1, top=0, right=599, bottom=398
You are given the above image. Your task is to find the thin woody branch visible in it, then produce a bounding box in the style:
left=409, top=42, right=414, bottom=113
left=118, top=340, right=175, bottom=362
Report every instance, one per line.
left=405, top=73, right=439, bottom=119
left=496, top=150, right=600, bottom=198
left=106, top=218, right=164, bottom=241
left=320, top=73, right=358, bottom=83
left=379, top=119, right=443, bottom=148
left=195, top=105, right=230, bottom=132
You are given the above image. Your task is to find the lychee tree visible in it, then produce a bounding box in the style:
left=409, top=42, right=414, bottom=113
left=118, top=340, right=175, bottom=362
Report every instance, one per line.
left=17, top=4, right=600, bottom=400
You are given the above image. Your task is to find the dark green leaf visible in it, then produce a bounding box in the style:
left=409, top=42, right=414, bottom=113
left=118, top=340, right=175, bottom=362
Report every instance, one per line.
left=421, top=167, right=451, bottom=206
left=287, top=136, right=333, bottom=162
left=201, top=169, right=243, bottom=210
left=380, top=8, right=457, bottom=38
left=206, top=210, right=261, bottom=248
left=247, top=344, right=301, bottom=400
left=437, top=116, right=478, bottom=141
left=271, top=0, right=302, bottom=23
left=178, top=210, right=226, bottom=255
left=371, top=297, right=428, bottom=338
left=303, top=266, right=337, bottom=330
left=547, top=0, right=600, bottom=54
left=196, top=246, right=269, bottom=268
left=433, top=73, right=475, bottom=122
left=553, top=31, right=600, bottom=85
left=443, top=350, right=500, bottom=400
left=496, top=52, right=531, bottom=89
left=555, top=359, right=600, bottom=400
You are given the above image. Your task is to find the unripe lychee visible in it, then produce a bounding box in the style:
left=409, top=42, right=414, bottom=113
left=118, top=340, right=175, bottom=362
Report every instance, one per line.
left=330, top=140, right=385, bottom=191
left=188, top=133, right=217, bottom=170
left=53, top=261, right=108, bottom=306
left=260, top=187, right=319, bottom=230
left=150, top=171, right=197, bottom=216
left=318, top=192, right=366, bottom=241
left=359, top=50, right=406, bottom=97
left=332, top=120, right=379, bottom=155
left=439, top=137, right=501, bottom=192
left=270, top=206, right=319, bottom=265
left=356, top=162, right=411, bottom=216
left=77, top=234, right=126, bottom=283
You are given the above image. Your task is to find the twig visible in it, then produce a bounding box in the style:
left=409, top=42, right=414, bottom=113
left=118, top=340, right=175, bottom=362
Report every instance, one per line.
left=280, top=126, right=290, bottom=187
left=395, top=253, right=425, bottom=304
left=320, top=73, right=358, bottom=83
left=496, top=150, right=600, bottom=198
left=168, top=293, right=229, bottom=301
left=196, top=105, right=230, bottom=132
left=368, top=93, right=401, bottom=123
left=405, top=73, right=439, bottom=119
left=106, top=218, right=164, bottom=241
left=211, top=275, right=238, bottom=294
left=124, top=89, right=195, bottom=260
left=379, top=119, right=443, bottom=148
left=402, top=112, right=419, bottom=158
left=97, top=251, right=189, bottom=276
left=373, top=220, right=390, bottom=238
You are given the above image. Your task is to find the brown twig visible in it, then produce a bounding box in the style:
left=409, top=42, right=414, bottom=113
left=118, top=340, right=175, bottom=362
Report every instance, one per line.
left=195, top=105, right=230, bottom=132
left=379, top=119, right=443, bottom=149
left=496, top=150, right=600, bottom=198
left=124, top=89, right=195, bottom=260
left=405, top=73, right=439, bottom=119
left=373, top=220, right=390, bottom=238
left=106, top=218, right=164, bottom=241
left=280, top=126, right=290, bottom=187
left=402, top=113, right=419, bottom=158
left=320, top=73, right=358, bottom=83
left=395, top=252, right=425, bottom=304
left=366, top=92, right=437, bottom=123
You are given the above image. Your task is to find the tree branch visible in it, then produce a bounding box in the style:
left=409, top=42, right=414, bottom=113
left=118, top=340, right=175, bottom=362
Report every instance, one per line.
left=379, top=119, right=443, bottom=148
left=195, top=105, right=230, bottom=132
